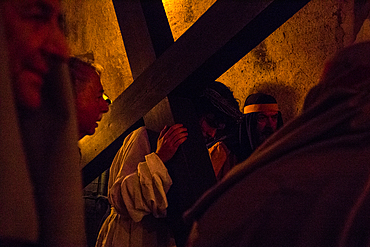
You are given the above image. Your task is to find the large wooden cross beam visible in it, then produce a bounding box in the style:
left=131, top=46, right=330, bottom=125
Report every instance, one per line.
left=80, top=0, right=311, bottom=187
left=80, top=0, right=310, bottom=245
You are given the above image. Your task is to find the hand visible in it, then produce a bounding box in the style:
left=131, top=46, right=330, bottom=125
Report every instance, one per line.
left=155, top=124, right=188, bottom=163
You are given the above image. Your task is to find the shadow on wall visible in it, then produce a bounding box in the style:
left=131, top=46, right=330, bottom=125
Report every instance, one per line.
left=249, top=83, right=300, bottom=124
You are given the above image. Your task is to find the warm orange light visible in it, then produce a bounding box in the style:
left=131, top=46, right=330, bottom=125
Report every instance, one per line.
left=162, top=0, right=217, bottom=41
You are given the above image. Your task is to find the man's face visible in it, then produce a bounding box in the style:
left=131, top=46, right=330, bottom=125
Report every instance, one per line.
left=76, top=68, right=109, bottom=139
left=0, top=0, right=69, bottom=110
left=200, top=117, right=218, bottom=144
left=256, top=110, right=279, bottom=145
left=199, top=113, right=225, bottom=144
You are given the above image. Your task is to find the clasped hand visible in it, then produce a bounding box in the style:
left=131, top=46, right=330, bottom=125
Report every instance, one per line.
left=155, top=124, right=188, bottom=163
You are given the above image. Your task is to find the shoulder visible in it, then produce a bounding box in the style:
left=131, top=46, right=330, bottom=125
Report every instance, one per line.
left=127, top=126, right=148, bottom=141
left=119, top=126, right=150, bottom=151
left=133, top=126, right=148, bottom=136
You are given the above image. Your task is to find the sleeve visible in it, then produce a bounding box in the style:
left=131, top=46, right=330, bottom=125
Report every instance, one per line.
left=108, top=127, right=173, bottom=222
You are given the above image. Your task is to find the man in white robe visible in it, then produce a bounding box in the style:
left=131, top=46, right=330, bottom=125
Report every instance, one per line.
left=96, top=124, right=187, bottom=247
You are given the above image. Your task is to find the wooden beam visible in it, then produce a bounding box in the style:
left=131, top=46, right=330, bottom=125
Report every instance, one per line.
left=117, top=2, right=217, bottom=245
left=82, top=2, right=217, bottom=245
left=110, top=0, right=156, bottom=79
left=142, top=95, right=218, bottom=247
left=173, top=0, right=312, bottom=96
left=80, top=0, right=311, bottom=181
left=140, top=0, right=174, bottom=58
left=163, top=95, right=217, bottom=247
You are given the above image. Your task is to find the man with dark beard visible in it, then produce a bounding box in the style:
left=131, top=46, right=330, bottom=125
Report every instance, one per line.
left=238, top=93, right=283, bottom=162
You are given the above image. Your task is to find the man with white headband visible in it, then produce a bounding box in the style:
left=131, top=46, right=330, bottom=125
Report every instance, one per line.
left=239, top=93, right=283, bottom=161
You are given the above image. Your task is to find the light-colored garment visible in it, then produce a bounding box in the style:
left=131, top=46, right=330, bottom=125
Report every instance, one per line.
left=96, top=127, right=175, bottom=247
left=185, top=41, right=370, bottom=247
left=0, top=17, right=86, bottom=247
left=208, top=141, right=238, bottom=181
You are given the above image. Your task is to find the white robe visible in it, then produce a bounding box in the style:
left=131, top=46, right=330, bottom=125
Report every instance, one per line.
left=96, top=126, right=175, bottom=247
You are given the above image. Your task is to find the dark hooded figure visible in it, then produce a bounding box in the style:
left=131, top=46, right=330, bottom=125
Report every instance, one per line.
left=238, top=93, right=283, bottom=162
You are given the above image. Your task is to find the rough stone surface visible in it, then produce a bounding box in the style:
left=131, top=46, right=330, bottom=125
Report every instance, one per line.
left=62, top=0, right=132, bottom=103
left=62, top=0, right=370, bottom=123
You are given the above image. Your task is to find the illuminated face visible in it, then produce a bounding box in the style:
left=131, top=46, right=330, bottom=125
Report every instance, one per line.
left=0, top=0, right=69, bottom=110
left=256, top=110, right=279, bottom=144
left=76, top=68, right=109, bottom=139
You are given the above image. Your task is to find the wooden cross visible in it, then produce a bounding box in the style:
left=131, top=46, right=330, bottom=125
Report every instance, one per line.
left=80, top=0, right=310, bottom=245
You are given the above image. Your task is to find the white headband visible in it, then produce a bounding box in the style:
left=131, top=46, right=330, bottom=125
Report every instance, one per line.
left=243, top=103, right=279, bottom=114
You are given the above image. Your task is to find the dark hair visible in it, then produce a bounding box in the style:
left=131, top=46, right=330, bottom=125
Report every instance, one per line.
left=244, top=93, right=277, bottom=107
left=195, top=81, right=242, bottom=137
left=238, top=93, right=284, bottom=161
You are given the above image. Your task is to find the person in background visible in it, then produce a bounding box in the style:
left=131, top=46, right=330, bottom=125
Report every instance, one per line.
left=68, top=57, right=110, bottom=140
left=95, top=81, right=243, bottom=246
left=0, top=0, right=86, bottom=246
left=196, top=81, right=243, bottom=181
left=95, top=123, right=188, bottom=247
left=184, top=41, right=370, bottom=247
left=238, top=93, right=283, bottom=162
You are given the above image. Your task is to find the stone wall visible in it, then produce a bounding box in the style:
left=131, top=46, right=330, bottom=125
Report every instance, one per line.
left=62, top=0, right=132, bottom=103
left=63, top=0, right=370, bottom=124
left=218, top=0, right=370, bottom=122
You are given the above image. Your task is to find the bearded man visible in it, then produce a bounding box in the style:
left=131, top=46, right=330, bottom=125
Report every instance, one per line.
left=239, top=93, right=283, bottom=162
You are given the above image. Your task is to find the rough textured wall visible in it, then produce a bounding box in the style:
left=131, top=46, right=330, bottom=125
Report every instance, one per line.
left=163, top=0, right=370, bottom=123
left=218, top=0, right=341, bottom=122
left=218, top=0, right=370, bottom=123
left=229, top=0, right=370, bottom=122
left=62, top=0, right=132, bottom=102
left=62, top=0, right=370, bottom=124
left=162, top=0, right=217, bottom=41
